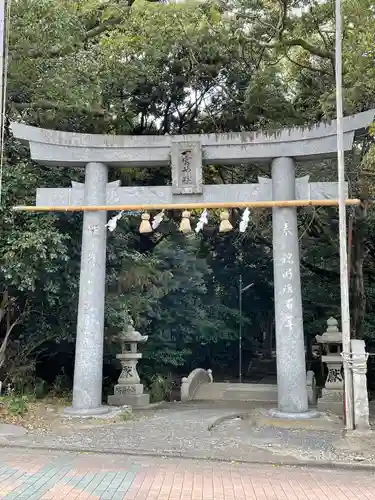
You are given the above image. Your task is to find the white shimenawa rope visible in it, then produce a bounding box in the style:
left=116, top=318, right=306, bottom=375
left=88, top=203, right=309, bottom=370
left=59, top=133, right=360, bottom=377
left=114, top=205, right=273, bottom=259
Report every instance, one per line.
left=341, top=352, right=369, bottom=375
left=0, top=0, right=11, bottom=206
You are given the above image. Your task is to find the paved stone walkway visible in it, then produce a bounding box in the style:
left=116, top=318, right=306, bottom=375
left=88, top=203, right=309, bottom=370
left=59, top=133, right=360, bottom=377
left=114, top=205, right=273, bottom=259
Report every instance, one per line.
left=3, top=402, right=375, bottom=467
left=3, top=405, right=287, bottom=462
left=5, top=402, right=367, bottom=465
left=1, top=447, right=375, bottom=499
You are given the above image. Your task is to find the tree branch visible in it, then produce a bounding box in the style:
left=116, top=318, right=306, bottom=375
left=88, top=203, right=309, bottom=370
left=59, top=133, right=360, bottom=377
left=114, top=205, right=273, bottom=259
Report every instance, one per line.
left=14, top=0, right=165, bottom=60
left=230, top=0, right=333, bottom=62
left=255, top=233, right=339, bottom=278
left=0, top=298, right=29, bottom=370
left=0, top=290, right=15, bottom=326
left=12, top=16, right=124, bottom=60
left=10, top=100, right=106, bottom=115
left=267, top=38, right=334, bottom=61
left=301, top=260, right=339, bottom=279
left=0, top=316, right=20, bottom=369
left=275, top=0, right=288, bottom=37
left=284, top=49, right=332, bottom=76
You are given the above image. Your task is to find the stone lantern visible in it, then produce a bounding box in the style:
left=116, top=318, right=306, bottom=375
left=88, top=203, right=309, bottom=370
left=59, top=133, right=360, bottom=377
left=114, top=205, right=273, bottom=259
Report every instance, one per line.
left=108, top=319, right=150, bottom=408
left=315, top=317, right=343, bottom=414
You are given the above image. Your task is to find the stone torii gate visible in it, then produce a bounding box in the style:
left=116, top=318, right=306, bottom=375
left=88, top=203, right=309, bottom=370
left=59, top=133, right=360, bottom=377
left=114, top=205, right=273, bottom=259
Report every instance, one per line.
left=11, top=110, right=374, bottom=418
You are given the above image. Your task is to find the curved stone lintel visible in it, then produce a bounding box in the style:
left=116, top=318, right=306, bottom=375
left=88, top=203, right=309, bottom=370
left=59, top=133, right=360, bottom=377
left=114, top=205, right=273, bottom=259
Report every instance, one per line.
left=10, top=109, right=375, bottom=167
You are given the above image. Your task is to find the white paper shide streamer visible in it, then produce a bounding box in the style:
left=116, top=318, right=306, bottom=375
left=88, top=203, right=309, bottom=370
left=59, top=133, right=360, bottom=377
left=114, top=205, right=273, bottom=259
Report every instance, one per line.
left=239, top=208, right=250, bottom=233
left=151, top=210, right=165, bottom=230
left=106, top=210, right=124, bottom=232
left=195, top=209, right=208, bottom=233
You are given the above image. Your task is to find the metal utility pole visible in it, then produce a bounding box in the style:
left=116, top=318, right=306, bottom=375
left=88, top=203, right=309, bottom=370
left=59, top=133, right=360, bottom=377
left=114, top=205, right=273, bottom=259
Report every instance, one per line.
left=335, top=0, right=354, bottom=430
left=0, top=0, right=5, bottom=116
left=0, top=0, right=6, bottom=204
left=238, top=275, right=253, bottom=383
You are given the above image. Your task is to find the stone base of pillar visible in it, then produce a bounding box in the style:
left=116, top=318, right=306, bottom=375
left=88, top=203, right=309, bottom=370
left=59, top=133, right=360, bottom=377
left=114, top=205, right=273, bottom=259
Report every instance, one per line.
left=268, top=408, right=320, bottom=420
left=344, top=429, right=373, bottom=437
left=64, top=405, right=110, bottom=417
left=317, top=388, right=344, bottom=415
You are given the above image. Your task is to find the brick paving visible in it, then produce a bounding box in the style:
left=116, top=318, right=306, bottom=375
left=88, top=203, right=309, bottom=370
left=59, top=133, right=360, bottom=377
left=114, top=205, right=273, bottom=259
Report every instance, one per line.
left=0, top=448, right=374, bottom=499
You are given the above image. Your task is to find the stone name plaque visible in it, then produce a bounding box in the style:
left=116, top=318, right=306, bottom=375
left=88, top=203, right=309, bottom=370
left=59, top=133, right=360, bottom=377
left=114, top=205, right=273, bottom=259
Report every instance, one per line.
left=171, top=141, right=203, bottom=195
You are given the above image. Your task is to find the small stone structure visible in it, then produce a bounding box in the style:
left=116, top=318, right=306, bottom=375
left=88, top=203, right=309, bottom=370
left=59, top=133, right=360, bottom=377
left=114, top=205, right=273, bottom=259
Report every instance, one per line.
left=181, top=368, right=213, bottom=402
left=306, top=370, right=318, bottom=406
left=108, top=320, right=149, bottom=408
left=181, top=368, right=318, bottom=406
left=316, top=317, right=344, bottom=414
left=351, top=339, right=370, bottom=430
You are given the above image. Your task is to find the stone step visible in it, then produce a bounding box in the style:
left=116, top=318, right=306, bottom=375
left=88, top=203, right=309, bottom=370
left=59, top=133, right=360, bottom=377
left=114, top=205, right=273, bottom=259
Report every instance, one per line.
left=194, top=382, right=231, bottom=400
left=223, top=384, right=278, bottom=402
left=194, top=382, right=278, bottom=402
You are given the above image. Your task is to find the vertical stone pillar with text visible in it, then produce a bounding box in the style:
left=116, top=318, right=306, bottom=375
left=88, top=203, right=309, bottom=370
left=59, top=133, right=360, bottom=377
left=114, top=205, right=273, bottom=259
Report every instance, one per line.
left=65, top=162, right=109, bottom=416
left=270, top=157, right=311, bottom=417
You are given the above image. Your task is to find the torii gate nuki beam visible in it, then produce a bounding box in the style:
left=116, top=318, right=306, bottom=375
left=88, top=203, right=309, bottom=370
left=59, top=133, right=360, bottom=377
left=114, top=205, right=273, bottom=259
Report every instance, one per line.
left=10, top=109, right=375, bottom=418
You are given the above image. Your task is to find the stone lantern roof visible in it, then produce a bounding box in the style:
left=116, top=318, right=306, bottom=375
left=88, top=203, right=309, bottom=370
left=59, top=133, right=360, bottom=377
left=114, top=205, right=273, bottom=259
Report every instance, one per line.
left=316, top=317, right=342, bottom=345
left=123, top=323, right=148, bottom=343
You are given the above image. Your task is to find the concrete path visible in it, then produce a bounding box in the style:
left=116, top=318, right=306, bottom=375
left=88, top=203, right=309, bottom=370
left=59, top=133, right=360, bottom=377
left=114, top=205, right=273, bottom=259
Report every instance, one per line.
left=1, top=447, right=375, bottom=499
left=1, top=402, right=359, bottom=465
left=3, top=402, right=375, bottom=467
left=1, top=404, right=290, bottom=462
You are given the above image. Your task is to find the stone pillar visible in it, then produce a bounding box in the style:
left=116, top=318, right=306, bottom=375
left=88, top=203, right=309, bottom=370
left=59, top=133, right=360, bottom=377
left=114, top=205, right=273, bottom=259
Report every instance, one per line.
left=351, top=339, right=370, bottom=430
left=65, top=162, right=109, bottom=416
left=271, top=157, right=310, bottom=417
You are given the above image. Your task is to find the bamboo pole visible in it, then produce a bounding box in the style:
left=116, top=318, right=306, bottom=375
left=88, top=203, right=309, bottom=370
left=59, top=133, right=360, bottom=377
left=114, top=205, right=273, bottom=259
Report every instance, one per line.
left=12, top=198, right=362, bottom=213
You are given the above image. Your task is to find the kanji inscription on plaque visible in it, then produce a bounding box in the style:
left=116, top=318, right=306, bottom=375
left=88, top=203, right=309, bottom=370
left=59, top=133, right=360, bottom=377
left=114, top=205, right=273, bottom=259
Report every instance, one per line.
left=114, top=385, right=136, bottom=395
left=171, top=140, right=203, bottom=195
